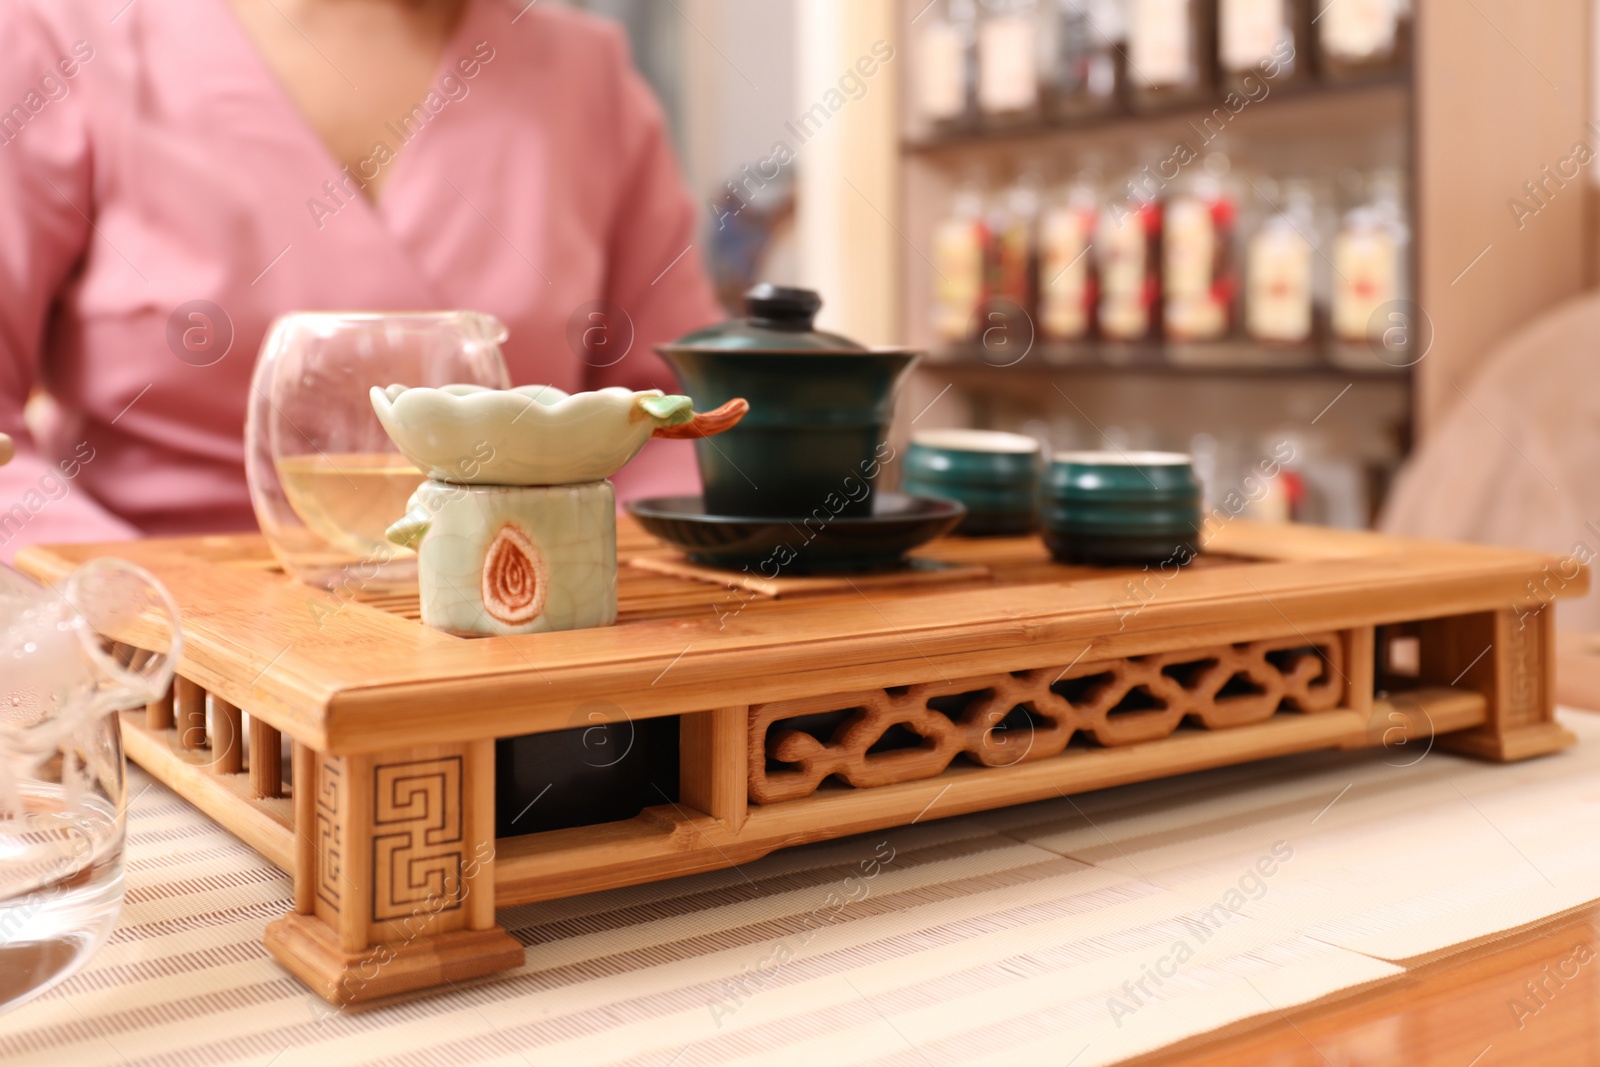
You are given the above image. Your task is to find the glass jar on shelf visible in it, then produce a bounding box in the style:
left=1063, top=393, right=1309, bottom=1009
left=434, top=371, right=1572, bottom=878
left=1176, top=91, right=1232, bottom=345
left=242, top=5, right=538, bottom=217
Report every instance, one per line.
left=1098, top=163, right=1163, bottom=347
left=1330, top=168, right=1412, bottom=368
left=1038, top=162, right=1101, bottom=344
left=931, top=171, right=992, bottom=346
left=1218, top=0, right=1313, bottom=91
left=1162, top=154, right=1237, bottom=347
left=1318, top=0, right=1411, bottom=82
left=1042, top=0, right=1129, bottom=120
left=915, top=0, right=980, bottom=133
left=987, top=169, right=1042, bottom=326
left=1126, top=0, right=1215, bottom=112
left=1245, top=177, right=1325, bottom=351
left=977, top=0, right=1045, bottom=124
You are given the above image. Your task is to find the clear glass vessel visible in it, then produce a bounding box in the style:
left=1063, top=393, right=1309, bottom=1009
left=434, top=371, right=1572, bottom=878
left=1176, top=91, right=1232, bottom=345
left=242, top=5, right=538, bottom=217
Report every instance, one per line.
left=1331, top=171, right=1410, bottom=342
left=1038, top=163, right=1102, bottom=342
left=0, top=558, right=180, bottom=1014
left=976, top=0, right=1044, bottom=124
left=1218, top=0, right=1314, bottom=90
left=1162, top=155, right=1238, bottom=344
left=1318, top=0, right=1411, bottom=82
left=1098, top=166, right=1164, bottom=346
left=988, top=170, right=1042, bottom=322
left=932, top=173, right=993, bottom=343
left=1126, top=0, right=1216, bottom=111
left=1245, top=177, right=1327, bottom=349
left=916, top=0, right=981, bottom=132
left=1043, top=0, right=1129, bottom=120
left=245, top=311, right=512, bottom=590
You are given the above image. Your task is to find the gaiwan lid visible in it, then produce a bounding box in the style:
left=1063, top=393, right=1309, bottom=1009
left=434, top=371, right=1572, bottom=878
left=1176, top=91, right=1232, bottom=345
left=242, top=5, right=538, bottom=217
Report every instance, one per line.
left=664, top=284, right=869, bottom=353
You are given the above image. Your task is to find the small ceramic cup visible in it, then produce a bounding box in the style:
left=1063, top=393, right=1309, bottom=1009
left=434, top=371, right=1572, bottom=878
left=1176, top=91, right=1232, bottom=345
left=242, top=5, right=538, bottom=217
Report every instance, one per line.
left=903, top=429, right=1043, bottom=536
left=1042, top=451, right=1202, bottom=565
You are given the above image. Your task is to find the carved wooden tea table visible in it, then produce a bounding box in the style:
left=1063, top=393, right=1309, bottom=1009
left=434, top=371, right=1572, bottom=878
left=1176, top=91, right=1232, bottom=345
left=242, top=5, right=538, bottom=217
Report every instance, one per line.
left=16, top=519, right=1583, bottom=1004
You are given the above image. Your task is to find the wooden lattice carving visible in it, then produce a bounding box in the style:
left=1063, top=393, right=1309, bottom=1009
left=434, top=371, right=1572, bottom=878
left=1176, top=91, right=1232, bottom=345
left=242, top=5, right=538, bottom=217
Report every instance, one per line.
left=747, top=633, right=1346, bottom=804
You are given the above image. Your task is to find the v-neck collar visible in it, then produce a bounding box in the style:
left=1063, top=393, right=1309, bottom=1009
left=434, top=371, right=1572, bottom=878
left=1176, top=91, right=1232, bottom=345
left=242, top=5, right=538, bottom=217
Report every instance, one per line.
left=211, top=0, right=482, bottom=224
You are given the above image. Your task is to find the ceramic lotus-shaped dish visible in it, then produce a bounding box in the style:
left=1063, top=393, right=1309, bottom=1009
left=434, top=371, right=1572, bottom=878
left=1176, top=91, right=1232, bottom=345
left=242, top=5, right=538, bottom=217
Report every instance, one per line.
left=370, top=384, right=747, bottom=486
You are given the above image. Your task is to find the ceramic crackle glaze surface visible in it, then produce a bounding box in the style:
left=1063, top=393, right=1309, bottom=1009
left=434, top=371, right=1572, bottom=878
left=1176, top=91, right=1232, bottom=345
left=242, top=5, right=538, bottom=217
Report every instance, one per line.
left=370, top=383, right=744, bottom=486
left=371, top=382, right=745, bottom=637
left=388, top=479, right=617, bottom=636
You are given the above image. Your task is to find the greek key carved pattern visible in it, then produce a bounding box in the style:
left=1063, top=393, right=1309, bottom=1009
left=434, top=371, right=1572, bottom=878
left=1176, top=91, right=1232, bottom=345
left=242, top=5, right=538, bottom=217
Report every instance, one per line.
left=1504, top=612, right=1541, bottom=727
left=314, top=759, right=342, bottom=909
left=749, top=633, right=1346, bottom=805
left=371, top=756, right=464, bottom=922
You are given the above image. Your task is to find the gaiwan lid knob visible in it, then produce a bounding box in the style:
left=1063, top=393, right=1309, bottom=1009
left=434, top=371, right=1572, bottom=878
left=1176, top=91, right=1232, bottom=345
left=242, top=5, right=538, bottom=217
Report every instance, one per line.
left=661, top=284, right=868, bottom=353
left=745, top=284, right=822, bottom=331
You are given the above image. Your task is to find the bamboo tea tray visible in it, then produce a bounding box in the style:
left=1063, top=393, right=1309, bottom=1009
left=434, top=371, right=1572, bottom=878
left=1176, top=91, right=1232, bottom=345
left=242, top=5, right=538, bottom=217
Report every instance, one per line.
left=16, top=519, right=1584, bottom=1004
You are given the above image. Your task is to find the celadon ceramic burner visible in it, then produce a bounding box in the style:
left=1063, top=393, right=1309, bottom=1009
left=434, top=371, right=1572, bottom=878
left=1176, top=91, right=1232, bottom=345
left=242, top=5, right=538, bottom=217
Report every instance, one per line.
left=372, top=384, right=746, bottom=637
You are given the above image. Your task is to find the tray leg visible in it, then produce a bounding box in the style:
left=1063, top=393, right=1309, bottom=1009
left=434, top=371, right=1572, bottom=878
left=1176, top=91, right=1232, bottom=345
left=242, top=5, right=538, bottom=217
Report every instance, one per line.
left=680, top=707, right=749, bottom=833
left=265, top=739, right=523, bottom=1004
left=1426, top=607, right=1576, bottom=761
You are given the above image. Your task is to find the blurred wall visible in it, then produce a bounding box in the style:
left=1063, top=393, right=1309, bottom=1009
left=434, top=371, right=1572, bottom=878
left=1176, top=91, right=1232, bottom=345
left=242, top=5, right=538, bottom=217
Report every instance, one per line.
left=676, top=0, right=798, bottom=213
left=1416, top=0, right=1590, bottom=436
left=567, top=0, right=685, bottom=148
left=795, top=0, right=900, bottom=346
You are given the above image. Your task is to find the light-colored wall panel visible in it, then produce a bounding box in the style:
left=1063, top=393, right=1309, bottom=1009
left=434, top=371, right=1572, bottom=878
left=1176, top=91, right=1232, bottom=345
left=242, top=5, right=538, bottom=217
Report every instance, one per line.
left=1417, top=0, right=1590, bottom=436
left=677, top=0, right=798, bottom=206
left=795, top=0, right=902, bottom=346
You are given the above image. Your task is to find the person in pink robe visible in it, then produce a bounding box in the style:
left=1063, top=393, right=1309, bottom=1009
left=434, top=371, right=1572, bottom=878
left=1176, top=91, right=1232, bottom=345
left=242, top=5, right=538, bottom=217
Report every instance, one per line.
left=0, top=0, right=722, bottom=563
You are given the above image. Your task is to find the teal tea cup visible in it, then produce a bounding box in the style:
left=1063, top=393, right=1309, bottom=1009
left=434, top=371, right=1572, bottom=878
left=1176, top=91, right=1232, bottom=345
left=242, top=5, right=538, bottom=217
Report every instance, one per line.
left=903, top=429, right=1043, bottom=536
left=1042, top=451, right=1202, bottom=564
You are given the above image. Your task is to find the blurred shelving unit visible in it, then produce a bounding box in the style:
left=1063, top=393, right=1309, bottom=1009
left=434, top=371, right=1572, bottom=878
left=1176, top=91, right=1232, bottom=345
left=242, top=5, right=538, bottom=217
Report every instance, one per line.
left=889, top=0, right=1589, bottom=528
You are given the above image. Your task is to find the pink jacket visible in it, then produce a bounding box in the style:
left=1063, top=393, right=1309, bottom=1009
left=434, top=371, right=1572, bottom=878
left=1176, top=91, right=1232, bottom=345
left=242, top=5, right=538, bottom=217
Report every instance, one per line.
left=0, top=0, right=721, bottom=561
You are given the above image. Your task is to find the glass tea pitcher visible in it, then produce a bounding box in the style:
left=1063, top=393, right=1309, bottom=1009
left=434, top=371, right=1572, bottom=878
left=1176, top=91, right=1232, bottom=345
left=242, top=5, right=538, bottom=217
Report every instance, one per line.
left=245, top=311, right=512, bottom=590
left=0, top=550, right=180, bottom=1014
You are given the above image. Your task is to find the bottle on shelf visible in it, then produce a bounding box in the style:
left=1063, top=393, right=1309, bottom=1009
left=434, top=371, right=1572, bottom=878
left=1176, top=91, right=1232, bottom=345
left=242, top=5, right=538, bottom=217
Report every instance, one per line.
left=1042, top=0, right=1129, bottom=120
left=1245, top=178, right=1323, bottom=349
left=1162, top=154, right=1237, bottom=345
left=1038, top=162, right=1102, bottom=343
left=1330, top=169, right=1409, bottom=357
left=1126, top=0, right=1216, bottom=112
left=1188, top=431, right=1221, bottom=511
left=1277, top=431, right=1368, bottom=528
left=988, top=169, right=1042, bottom=321
left=976, top=0, right=1045, bottom=124
left=1098, top=160, right=1163, bottom=346
left=1218, top=0, right=1313, bottom=90
left=931, top=171, right=992, bottom=345
left=916, top=0, right=980, bottom=132
left=1317, top=0, right=1411, bottom=82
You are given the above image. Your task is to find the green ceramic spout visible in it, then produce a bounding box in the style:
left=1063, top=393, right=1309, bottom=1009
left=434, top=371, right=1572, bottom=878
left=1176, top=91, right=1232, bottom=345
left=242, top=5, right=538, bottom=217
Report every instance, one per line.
left=386, top=497, right=433, bottom=551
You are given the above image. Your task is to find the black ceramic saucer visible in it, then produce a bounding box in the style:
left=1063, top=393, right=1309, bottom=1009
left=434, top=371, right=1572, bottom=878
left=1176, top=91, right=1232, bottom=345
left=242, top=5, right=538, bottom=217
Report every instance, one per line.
left=626, top=493, right=966, bottom=572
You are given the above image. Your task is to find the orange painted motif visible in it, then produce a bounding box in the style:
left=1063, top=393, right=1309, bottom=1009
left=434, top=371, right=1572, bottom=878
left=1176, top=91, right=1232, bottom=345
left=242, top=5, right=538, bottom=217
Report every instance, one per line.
left=480, top=524, right=546, bottom=625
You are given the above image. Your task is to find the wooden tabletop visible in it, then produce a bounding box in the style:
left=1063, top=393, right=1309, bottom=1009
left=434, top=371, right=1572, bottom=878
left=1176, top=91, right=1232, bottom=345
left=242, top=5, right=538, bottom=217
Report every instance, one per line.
left=1133, top=702, right=1600, bottom=1067
left=1140, top=907, right=1600, bottom=1066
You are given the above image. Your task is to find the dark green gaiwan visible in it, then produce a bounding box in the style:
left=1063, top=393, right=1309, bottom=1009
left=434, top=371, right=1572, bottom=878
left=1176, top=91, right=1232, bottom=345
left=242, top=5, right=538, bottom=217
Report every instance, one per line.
left=1043, top=451, right=1202, bottom=565
left=657, top=285, right=920, bottom=518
